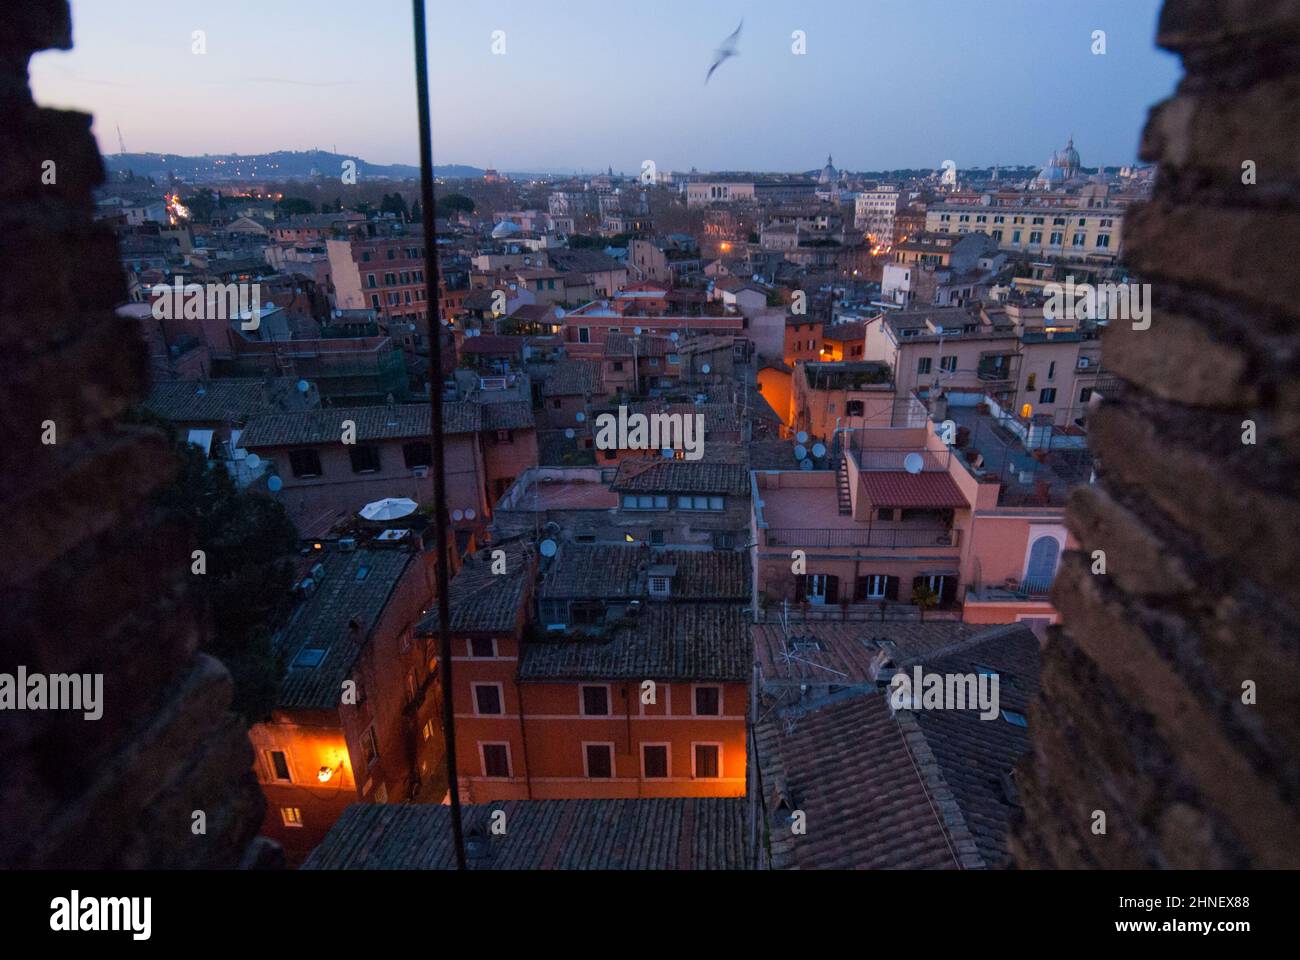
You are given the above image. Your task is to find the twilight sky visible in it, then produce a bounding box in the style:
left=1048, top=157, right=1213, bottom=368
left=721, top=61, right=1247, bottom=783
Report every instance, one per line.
left=30, top=0, right=1180, bottom=174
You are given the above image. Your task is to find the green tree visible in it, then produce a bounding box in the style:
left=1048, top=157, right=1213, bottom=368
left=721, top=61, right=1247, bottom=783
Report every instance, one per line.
left=181, top=188, right=217, bottom=221
left=410, top=198, right=422, bottom=223
left=379, top=192, right=409, bottom=220
left=277, top=196, right=316, bottom=215
left=154, top=441, right=299, bottom=723
left=434, top=192, right=475, bottom=218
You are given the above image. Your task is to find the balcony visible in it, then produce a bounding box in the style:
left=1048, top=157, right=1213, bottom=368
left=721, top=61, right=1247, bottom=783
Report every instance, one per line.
left=976, top=356, right=1015, bottom=383
left=850, top=447, right=950, bottom=471
left=968, top=575, right=1054, bottom=602
left=765, top=526, right=959, bottom=549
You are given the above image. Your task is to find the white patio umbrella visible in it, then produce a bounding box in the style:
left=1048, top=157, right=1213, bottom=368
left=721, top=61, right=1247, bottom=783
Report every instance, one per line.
left=359, top=497, right=418, bottom=521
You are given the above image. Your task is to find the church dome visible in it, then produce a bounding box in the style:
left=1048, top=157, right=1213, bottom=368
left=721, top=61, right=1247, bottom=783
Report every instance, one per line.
left=818, top=154, right=838, bottom=184
left=1034, top=136, right=1081, bottom=187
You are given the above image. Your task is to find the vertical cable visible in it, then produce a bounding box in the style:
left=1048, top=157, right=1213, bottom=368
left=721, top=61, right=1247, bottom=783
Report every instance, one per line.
left=412, top=0, right=465, bottom=870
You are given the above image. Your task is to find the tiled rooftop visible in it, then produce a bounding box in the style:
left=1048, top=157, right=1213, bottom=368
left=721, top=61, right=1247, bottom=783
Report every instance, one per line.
left=144, top=377, right=306, bottom=423
left=240, top=402, right=480, bottom=447
left=538, top=359, right=602, bottom=397
left=755, top=623, right=1040, bottom=869
left=540, top=543, right=749, bottom=602
left=752, top=621, right=989, bottom=688
left=274, top=548, right=415, bottom=711
left=415, top=541, right=534, bottom=635
left=479, top=399, right=535, bottom=430
left=519, top=604, right=751, bottom=682
left=302, top=798, right=750, bottom=870
left=613, top=459, right=750, bottom=496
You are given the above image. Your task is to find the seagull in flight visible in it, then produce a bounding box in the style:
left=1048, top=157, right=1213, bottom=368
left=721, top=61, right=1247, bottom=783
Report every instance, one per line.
left=705, top=19, right=743, bottom=84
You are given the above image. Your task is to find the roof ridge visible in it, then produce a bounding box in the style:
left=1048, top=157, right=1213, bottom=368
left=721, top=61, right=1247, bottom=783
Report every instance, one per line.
left=892, top=708, right=988, bottom=869
left=896, top=621, right=1033, bottom=668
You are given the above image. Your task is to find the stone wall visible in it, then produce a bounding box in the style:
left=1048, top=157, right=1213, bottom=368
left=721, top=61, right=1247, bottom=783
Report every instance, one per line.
left=1015, top=0, right=1300, bottom=868
left=0, top=0, right=269, bottom=868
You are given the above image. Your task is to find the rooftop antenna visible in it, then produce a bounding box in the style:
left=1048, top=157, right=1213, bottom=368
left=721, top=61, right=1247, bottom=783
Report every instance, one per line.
left=115, top=124, right=127, bottom=157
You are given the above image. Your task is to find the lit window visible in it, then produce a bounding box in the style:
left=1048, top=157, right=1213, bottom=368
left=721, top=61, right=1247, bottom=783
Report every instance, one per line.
left=280, top=807, right=303, bottom=828
left=693, top=743, right=721, bottom=778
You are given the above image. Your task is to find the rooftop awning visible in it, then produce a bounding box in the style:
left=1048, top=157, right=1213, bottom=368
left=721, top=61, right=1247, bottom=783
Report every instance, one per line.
left=861, top=471, right=968, bottom=509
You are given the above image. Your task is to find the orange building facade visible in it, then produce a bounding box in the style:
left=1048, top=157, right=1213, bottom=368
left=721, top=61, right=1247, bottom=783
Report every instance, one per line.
left=421, top=548, right=750, bottom=804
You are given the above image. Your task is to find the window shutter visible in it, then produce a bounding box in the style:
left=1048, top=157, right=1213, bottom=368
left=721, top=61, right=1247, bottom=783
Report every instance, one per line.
left=855, top=576, right=868, bottom=602
left=885, top=576, right=899, bottom=601
left=825, top=575, right=839, bottom=604
left=794, top=575, right=806, bottom=602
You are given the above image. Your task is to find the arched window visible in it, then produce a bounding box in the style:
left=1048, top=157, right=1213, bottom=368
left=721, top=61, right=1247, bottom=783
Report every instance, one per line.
left=1025, top=535, right=1061, bottom=590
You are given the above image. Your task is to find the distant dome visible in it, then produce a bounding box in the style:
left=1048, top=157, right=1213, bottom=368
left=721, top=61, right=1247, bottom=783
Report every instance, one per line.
left=1034, top=136, right=1082, bottom=188
left=818, top=154, right=838, bottom=184
left=491, top=220, right=521, bottom=238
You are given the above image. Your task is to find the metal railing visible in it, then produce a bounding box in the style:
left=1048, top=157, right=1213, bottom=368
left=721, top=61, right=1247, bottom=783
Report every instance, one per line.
left=851, top=447, right=950, bottom=471
left=765, top=526, right=959, bottom=549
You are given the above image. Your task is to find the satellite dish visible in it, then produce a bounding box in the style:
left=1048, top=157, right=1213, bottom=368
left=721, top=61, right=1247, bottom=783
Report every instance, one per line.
left=670, top=332, right=679, bottom=342
left=634, top=326, right=642, bottom=335
left=812, top=442, right=827, bottom=458
left=556, top=308, right=566, bottom=319
left=575, top=411, right=586, bottom=422
left=540, top=538, right=558, bottom=557
left=903, top=452, right=925, bottom=474
left=701, top=363, right=711, bottom=374
left=564, top=428, right=575, bottom=439
left=267, top=475, right=282, bottom=492
left=452, top=509, right=465, bottom=521
left=245, top=454, right=261, bottom=468
left=796, top=431, right=809, bottom=444
left=297, top=379, right=310, bottom=393
left=465, top=508, right=476, bottom=520
left=800, top=459, right=814, bottom=471
left=794, top=444, right=807, bottom=461
left=661, top=448, right=674, bottom=458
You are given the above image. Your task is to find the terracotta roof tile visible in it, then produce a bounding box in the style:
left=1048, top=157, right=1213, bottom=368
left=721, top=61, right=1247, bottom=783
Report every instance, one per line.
left=612, top=459, right=749, bottom=496
left=240, top=402, right=480, bottom=447
left=274, top=549, right=414, bottom=711
left=519, top=604, right=751, bottom=681
left=302, top=798, right=750, bottom=869
left=861, top=470, right=969, bottom=509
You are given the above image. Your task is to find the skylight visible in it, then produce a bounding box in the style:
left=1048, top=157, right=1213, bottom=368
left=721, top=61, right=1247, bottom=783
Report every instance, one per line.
left=293, top=646, right=327, bottom=669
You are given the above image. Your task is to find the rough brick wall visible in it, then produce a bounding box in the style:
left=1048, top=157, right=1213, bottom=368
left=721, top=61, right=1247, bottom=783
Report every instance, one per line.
left=0, top=0, right=269, bottom=868
left=1014, top=0, right=1300, bottom=868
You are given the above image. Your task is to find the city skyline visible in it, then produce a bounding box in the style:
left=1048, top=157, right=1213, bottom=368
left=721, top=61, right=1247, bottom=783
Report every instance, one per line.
left=31, top=0, right=1179, bottom=173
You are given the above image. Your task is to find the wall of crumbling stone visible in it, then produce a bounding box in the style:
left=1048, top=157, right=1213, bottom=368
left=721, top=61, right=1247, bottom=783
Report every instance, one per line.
left=1015, top=0, right=1300, bottom=868
left=0, top=0, right=269, bottom=868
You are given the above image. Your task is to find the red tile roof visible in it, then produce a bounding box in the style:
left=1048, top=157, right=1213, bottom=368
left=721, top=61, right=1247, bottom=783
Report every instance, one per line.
left=861, top=470, right=968, bottom=509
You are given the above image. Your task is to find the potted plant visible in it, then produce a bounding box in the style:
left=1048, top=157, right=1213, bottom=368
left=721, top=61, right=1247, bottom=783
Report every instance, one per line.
left=911, top=583, right=940, bottom=622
